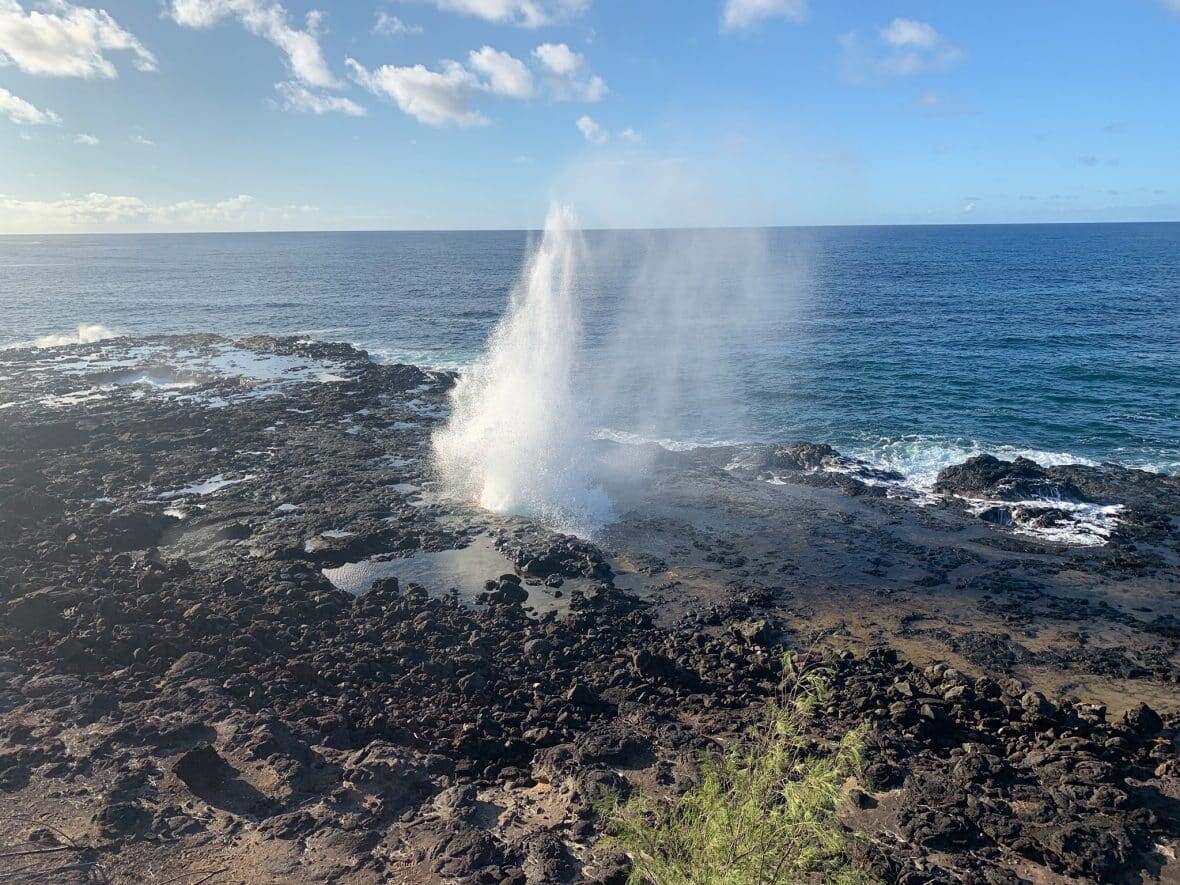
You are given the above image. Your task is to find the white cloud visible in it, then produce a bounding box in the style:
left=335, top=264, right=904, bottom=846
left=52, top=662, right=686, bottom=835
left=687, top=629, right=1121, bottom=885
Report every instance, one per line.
left=532, top=42, right=606, bottom=101
left=1163, top=0, right=1180, bottom=13
left=347, top=57, right=488, bottom=127
left=130, top=134, right=154, bottom=145
left=576, top=113, right=605, bottom=144
left=962, top=200, right=975, bottom=214
left=276, top=80, right=365, bottom=115
left=351, top=40, right=604, bottom=125
left=0, top=192, right=256, bottom=229
left=373, top=11, right=421, bottom=35
left=840, top=19, right=965, bottom=82
left=422, top=0, right=587, bottom=28
left=468, top=45, right=533, bottom=98
left=721, top=0, right=806, bottom=32
left=575, top=116, right=638, bottom=146
left=0, top=0, right=155, bottom=78
left=881, top=18, right=939, bottom=49
left=167, top=0, right=338, bottom=88
left=533, top=41, right=579, bottom=75
left=0, top=85, right=60, bottom=124
left=74, top=132, right=99, bottom=144
left=155, top=194, right=256, bottom=224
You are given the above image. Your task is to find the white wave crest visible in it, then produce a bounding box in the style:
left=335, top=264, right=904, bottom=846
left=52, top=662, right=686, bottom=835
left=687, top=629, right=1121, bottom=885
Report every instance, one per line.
left=844, top=435, right=1101, bottom=494
left=34, top=323, right=119, bottom=349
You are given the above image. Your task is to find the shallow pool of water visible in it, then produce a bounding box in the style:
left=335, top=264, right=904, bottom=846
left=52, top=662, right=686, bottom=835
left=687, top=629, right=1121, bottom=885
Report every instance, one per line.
left=321, top=536, right=573, bottom=613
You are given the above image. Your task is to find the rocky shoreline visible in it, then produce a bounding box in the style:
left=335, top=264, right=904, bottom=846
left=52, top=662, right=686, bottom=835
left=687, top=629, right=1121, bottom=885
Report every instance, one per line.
left=1, top=335, right=1177, bottom=884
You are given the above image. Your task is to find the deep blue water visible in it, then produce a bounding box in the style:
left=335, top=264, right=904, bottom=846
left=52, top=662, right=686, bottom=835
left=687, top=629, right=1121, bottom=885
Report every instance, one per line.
left=1, top=223, right=1177, bottom=480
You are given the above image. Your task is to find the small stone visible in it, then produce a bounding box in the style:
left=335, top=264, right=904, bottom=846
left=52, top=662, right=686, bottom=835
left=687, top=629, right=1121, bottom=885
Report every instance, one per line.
left=565, top=682, right=596, bottom=707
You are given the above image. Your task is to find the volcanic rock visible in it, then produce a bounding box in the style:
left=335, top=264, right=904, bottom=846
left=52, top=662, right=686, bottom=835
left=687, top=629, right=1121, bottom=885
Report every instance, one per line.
left=172, top=743, right=231, bottom=792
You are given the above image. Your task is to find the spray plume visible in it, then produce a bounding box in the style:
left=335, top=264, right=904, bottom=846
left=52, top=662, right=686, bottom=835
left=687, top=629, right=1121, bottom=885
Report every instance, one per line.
left=433, top=202, right=784, bottom=537
left=432, top=204, right=613, bottom=536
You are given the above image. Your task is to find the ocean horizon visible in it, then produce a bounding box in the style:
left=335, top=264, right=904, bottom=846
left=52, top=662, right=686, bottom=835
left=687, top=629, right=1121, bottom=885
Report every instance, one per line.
left=4, top=218, right=1178, bottom=236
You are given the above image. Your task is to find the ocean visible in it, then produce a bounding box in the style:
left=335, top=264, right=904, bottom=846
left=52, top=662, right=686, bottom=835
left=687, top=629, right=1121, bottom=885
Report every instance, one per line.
left=1, top=222, right=1177, bottom=483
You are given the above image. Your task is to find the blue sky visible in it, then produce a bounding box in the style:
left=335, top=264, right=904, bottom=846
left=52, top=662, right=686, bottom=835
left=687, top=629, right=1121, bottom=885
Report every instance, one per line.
left=1, top=0, right=1178, bottom=232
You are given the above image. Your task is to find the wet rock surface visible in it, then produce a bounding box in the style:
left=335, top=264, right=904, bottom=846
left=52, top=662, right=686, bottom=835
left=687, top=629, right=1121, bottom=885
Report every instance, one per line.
left=0, top=335, right=1177, bottom=883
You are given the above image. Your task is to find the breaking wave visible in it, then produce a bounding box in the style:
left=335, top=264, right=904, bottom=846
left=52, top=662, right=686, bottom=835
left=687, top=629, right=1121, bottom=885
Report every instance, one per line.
left=34, top=323, right=119, bottom=349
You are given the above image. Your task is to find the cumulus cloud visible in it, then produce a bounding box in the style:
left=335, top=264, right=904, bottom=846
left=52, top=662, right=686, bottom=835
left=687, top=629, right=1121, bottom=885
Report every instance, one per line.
left=130, top=133, right=154, bottom=145
left=373, top=11, right=421, bottom=35
left=533, top=41, right=579, bottom=75
left=721, top=0, right=806, bottom=32
left=421, top=0, right=587, bottom=28
left=532, top=42, right=606, bottom=101
left=74, top=132, right=99, bottom=144
left=468, top=45, right=533, bottom=98
left=276, top=80, right=365, bottom=115
left=167, top=0, right=338, bottom=88
left=881, top=18, right=940, bottom=50
left=575, top=113, right=605, bottom=144
left=351, top=40, right=604, bottom=126
left=0, top=192, right=256, bottom=229
left=0, top=0, right=155, bottom=78
left=840, top=18, right=965, bottom=82
left=347, top=57, right=487, bottom=127
left=0, top=85, right=59, bottom=124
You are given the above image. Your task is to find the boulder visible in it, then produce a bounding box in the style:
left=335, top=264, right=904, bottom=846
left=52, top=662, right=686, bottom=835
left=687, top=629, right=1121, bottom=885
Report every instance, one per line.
left=770, top=442, right=840, bottom=472
left=172, top=744, right=231, bottom=792
left=1122, top=702, right=1163, bottom=737
left=166, top=651, right=217, bottom=680
left=5, top=590, right=65, bottom=632
left=934, top=455, right=1085, bottom=502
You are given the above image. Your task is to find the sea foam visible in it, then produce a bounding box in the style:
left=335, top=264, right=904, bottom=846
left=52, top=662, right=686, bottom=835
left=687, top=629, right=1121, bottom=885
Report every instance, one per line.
left=34, top=323, right=119, bottom=348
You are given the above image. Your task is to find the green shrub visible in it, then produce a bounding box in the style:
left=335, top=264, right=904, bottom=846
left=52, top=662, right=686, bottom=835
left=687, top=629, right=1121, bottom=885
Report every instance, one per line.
left=599, top=659, right=867, bottom=885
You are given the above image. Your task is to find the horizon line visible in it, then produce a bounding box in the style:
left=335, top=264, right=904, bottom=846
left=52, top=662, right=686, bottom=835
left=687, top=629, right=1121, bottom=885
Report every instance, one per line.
left=1, top=218, right=1179, bottom=238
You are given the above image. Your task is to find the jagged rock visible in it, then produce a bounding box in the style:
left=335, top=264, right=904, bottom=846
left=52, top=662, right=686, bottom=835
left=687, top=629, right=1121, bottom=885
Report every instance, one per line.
left=1122, top=702, right=1163, bottom=737
left=172, top=743, right=230, bottom=792
left=934, top=455, right=1085, bottom=502
left=167, top=651, right=217, bottom=680
left=771, top=441, right=840, bottom=471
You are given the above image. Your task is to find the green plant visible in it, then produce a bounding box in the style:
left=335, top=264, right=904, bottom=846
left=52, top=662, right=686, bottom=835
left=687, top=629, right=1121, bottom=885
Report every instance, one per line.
left=599, top=656, right=868, bottom=885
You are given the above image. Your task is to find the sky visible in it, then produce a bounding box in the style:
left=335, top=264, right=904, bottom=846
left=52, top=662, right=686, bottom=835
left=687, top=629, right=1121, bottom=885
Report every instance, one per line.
left=0, top=0, right=1178, bottom=233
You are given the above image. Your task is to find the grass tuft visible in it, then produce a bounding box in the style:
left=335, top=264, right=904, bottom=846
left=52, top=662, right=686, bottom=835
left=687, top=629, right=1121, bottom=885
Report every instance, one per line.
left=599, top=656, right=868, bottom=885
